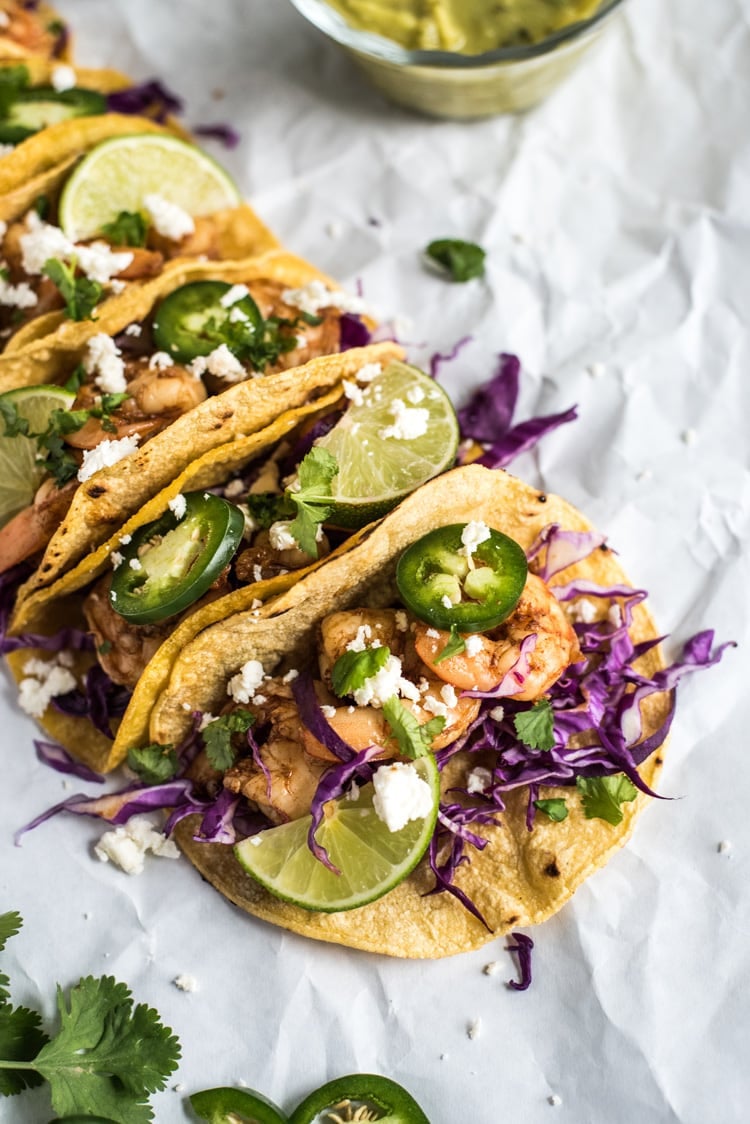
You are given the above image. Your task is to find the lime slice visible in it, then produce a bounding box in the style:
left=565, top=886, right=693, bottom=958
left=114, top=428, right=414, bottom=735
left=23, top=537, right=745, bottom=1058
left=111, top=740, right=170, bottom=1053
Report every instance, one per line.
left=234, top=754, right=440, bottom=912
left=59, top=133, right=242, bottom=241
left=317, top=359, right=459, bottom=529
left=0, top=385, right=75, bottom=528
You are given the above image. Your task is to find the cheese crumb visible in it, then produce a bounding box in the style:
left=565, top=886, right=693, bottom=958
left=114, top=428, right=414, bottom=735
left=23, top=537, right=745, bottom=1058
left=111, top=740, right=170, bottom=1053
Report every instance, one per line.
left=372, top=762, right=434, bottom=832
left=94, top=816, right=179, bottom=874
left=467, top=767, right=492, bottom=795
left=548, top=1094, right=563, bottom=1107
left=18, top=657, right=77, bottom=718
left=342, top=379, right=364, bottom=406
left=282, top=279, right=367, bottom=317
left=568, top=598, right=598, bottom=624
left=129, top=557, right=142, bottom=571
left=483, top=961, right=499, bottom=976
left=110, top=551, right=124, bottom=569
left=143, top=193, right=195, bottom=241
left=269, top=521, right=297, bottom=551
left=227, top=659, right=266, bottom=703
left=356, top=362, right=382, bottom=383
left=378, top=398, right=429, bottom=441
left=148, top=350, right=174, bottom=370
left=464, top=635, right=483, bottom=657
left=51, top=65, right=76, bottom=92
left=717, top=840, right=733, bottom=855
left=460, top=520, right=491, bottom=560
left=83, top=333, right=126, bottom=393
left=77, top=434, right=140, bottom=482
left=0, top=274, right=37, bottom=309
left=168, top=494, right=187, bottom=520
left=489, top=706, right=505, bottom=723
left=219, top=283, right=250, bottom=307
left=188, top=343, right=246, bottom=382
left=124, top=323, right=142, bottom=337
left=467, top=1019, right=482, bottom=1041
left=321, top=705, right=336, bottom=718
left=173, top=974, right=198, bottom=993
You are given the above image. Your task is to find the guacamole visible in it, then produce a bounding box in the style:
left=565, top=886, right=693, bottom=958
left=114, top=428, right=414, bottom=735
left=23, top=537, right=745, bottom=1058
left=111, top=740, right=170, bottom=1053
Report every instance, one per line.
left=324, top=0, right=603, bottom=54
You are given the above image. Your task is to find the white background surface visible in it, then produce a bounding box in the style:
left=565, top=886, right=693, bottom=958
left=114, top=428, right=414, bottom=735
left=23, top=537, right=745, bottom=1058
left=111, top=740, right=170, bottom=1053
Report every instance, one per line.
left=2, top=0, right=749, bottom=1120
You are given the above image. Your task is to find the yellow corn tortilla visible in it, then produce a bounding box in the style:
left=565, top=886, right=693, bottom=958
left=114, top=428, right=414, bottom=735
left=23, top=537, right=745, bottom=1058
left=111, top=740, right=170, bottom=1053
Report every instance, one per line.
left=156, top=464, right=669, bottom=958
left=11, top=339, right=402, bottom=614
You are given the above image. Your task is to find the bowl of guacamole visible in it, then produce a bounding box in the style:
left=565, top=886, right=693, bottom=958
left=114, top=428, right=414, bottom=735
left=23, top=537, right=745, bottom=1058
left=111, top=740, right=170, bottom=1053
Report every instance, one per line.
left=288, top=0, right=627, bottom=118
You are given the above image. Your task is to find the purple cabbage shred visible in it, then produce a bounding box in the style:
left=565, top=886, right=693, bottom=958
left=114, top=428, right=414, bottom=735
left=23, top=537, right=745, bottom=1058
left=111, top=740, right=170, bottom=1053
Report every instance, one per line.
left=52, top=665, right=131, bottom=739
left=193, top=123, right=240, bottom=149
left=34, top=740, right=104, bottom=784
left=339, top=313, right=372, bottom=351
left=507, top=932, right=534, bottom=991
left=107, top=80, right=183, bottom=123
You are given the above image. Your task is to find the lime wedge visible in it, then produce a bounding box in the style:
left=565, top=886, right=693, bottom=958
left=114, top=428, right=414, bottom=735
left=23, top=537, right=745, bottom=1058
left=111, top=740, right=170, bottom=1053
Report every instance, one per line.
left=0, top=385, right=75, bottom=528
left=59, top=133, right=242, bottom=241
left=234, top=754, right=440, bottom=912
left=317, top=359, right=459, bottom=529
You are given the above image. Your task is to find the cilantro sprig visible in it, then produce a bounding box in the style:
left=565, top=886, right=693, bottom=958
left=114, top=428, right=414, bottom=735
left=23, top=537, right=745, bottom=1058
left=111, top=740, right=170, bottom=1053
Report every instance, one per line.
left=576, top=774, right=637, bottom=826
left=433, top=626, right=466, bottom=665
left=43, top=257, right=103, bottom=321
left=534, top=798, right=568, bottom=823
left=425, top=238, right=486, bottom=283
left=0, top=912, right=180, bottom=1121
left=127, top=743, right=178, bottom=785
left=514, top=698, right=555, bottom=751
left=101, top=210, right=149, bottom=248
left=382, top=697, right=445, bottom=759
left=286, top=447, right=339, bottom=556
left=331, top=646, right=390, bottom=698
left=202, top=709, right=255, bottom=771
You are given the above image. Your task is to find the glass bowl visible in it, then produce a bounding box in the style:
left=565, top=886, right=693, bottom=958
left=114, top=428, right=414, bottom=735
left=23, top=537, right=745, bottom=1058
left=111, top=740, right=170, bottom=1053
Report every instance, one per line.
left=288, top=0, right=627, bottom=119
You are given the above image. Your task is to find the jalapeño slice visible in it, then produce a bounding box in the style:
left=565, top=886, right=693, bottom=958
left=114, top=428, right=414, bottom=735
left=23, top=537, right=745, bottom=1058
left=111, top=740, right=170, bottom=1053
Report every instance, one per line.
left=109, top=492, right=244, bottom=624
left=152, top=280, right=263, bottom=363
left=190, top=1086, right=289, bottom=1124
left=396, top=523, right=527, bottom=634
left=289, top=1074, right=431, bottom=1124
left=0, top=87, right=106, bottom=144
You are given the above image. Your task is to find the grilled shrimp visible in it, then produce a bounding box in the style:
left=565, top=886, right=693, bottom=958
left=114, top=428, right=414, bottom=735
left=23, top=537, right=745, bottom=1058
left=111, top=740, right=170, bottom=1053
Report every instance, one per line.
left=83, top=575, right=171, bottom=689
left=223, top=737, right=329, bottom=825
left=0, top=477, right=77, bottom=573
left=414, top=573, right=580, bottom=700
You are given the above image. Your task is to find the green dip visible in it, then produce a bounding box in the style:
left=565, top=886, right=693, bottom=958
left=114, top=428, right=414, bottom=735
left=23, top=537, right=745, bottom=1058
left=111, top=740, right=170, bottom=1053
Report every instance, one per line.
left=324, top=0, right=603, bottom=53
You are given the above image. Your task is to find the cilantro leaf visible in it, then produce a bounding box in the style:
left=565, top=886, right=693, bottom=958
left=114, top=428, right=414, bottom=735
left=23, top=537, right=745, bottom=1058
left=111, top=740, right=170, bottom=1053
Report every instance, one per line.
left=0, top=1005, right=48, bottom=1095
left=514, top=698, right=555, bottom=751
left=0, top=911, right=22, bottom=1005
left=0, top=400, right=30, bottom=438
left=245, top=492, right=293, bottom=530
left=202, top=710, right=255, bottom=771
left=331, top=646, right=390, bottom=698
left=433, top=626, right=466, bottom=665
left=33, top=975, right=180, bottom=1121
left=43, top=257, right=103, bottom=322
left=534, top=798, right=568, bottom=823
left=382, top=697, right=444, bottom=759
left=101, top=211, right=148, bottom=248
left=126, top=744, right=178, bottom=785
left=287, top=447, right=339, bottom=556
left=576, top=774, right=638, bottom=826
left=425, top=238, right=486, bottom=283
left=63, top=363, right=86, bottom=393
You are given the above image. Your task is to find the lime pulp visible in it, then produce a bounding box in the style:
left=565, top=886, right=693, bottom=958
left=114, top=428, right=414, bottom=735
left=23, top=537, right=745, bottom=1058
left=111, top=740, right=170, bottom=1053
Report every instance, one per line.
left=0, top=385, right=75, bottom=528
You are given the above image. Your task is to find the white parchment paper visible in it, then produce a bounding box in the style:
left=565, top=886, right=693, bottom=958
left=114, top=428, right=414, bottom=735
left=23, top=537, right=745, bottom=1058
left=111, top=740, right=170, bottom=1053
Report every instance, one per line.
left=2, top=0, right=748, bottom=1120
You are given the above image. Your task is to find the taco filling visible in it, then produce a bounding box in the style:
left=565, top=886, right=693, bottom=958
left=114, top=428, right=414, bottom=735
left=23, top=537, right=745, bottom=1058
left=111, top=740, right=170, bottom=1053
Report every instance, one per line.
left=0, top=2, right=69, bottom=62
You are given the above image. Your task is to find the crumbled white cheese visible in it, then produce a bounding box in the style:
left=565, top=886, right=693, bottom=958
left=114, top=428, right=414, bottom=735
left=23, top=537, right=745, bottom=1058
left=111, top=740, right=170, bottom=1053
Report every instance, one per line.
left=223, top=478, right=246, bottom=499
left=219, top=283, right=250, bottom=307
left=681, top=427, right=697, bottom=446
left=607, top=604, right=622, bottom=627
left=422, top=694, right=448, bottom=720
left=378, top=399, right=429, bottom=441
left=269, top=521, right=297, bottom=551
left=405, top=384, right=426, bottom=405
left=426, top=628, right=441, bottom=639
left=395, top=611, right=408, bottom=632
left=282, top=669, right=299, bottom=684
left=148, top=350, right=174, bottom=370
left=372, top=762, right=434, bottom=832
left=548, top=1094, right=563, bottom=1107
left=440, top=684, right=458, bottom=708
left=0, top=275, right=37, bottom=309
left=188, top=343, right=246, bottom=382
left=489, top=706, right=505, bottom=723
left=109, top=279, right=126, bottom=294
left=143, top=193, right=195, bottom=241
left=345, top=624, right=373, bottom=653
left=282, top=279, right=367, bottom=317
left=464, top=634, right=483, bottom=657
left=717, top=840, right=733, bottom=855
left=20, top=212, right=73, bottom=273
left=586, top=362, right=605, bottom=379
left=321, top=705, right=336, bottom=718
left=230, top=305, right=249, bottom=324
left=352, top=653, right=405, bottom=708
left=569, top=598, right=598, bottom=625
left=356, top=362, right=382, bottom=383
left=482, top=961, right=499, bottom=976
left=460, top=520, right=491, bottom=560
left=119, top=533, right=132, bottom=545
left=75, top=241, right=133, bottom=283
left=94, top=815, right=179, bottom=875
left=124, top=323, right=142, bottom=337
left=227, top=659, right=266, bottom=703
left=77, top=434, right=140, bottom=482
left=441, top=594, right=454, bottom=609
left=129, top=557, right=143, bottom=571
left=173, top=974, right=198, bottom=992
left=83, top=333, right=126, bottom=393
left=342, top=379, right=364, bottom=406
left=51, top=65, right=76, bottom=92
left=252, top=564, right=263, bottom=583
left=467, top=1019, right=482, bottom=1041
left=467, top=767, right=492, bottom=795
left=110, top=550, right=124, bottom=569
left=18, top=656, right=77, bottom=718
left=168, top=494, right=187, bottom=521
left=198, top=712, right=217, bottom=731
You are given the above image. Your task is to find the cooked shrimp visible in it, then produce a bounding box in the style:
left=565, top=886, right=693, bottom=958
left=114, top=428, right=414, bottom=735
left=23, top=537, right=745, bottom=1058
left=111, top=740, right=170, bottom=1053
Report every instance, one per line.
left=148, top=216, right=221, bottom=261
left=414, top=573, right=580, bottom=700
left=0, top=5, right=62, bottom=60
left=223, top=737, right=329, bottom=825
left=83, top=575, right=171, bottom=688
left=65, top=361, right=207, bottom=449
left=107, top=247, right=164, bottom=280
left=234, top=528, right=330, bottom=584
left=0, top=477, right=77, bottom=573
left=318, top=609, right=409, bottom=688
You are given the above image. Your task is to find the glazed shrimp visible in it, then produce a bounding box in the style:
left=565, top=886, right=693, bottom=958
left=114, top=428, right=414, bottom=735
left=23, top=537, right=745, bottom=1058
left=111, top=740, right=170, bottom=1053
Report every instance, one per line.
left=0, top=477, right=77, bottom=573
left=223, top=737, right=329, bottom=824
left=83, top=575, right=172, bottom=688
left=0, top=5, right=62, bottom=60
left=414, top=573, right=580, bottom=700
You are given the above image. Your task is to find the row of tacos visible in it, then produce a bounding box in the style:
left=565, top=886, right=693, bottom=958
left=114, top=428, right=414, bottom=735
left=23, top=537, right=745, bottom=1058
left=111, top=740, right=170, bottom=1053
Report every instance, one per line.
left=0, top=1, right=728, bottom=961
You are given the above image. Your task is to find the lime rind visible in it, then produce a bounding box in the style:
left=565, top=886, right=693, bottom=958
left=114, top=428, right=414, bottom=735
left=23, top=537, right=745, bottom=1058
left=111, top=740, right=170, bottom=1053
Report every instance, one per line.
left=0, top=385, right=75, bottom=528
left=234, top=755, right=440, bottom=912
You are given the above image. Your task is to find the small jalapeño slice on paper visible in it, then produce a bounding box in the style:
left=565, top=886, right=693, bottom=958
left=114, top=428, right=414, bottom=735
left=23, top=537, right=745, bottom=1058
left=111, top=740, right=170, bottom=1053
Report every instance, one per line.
left=234, top=754, right=440, bottom=912
left=315, top=360, right=459, bottom=529
left=289, top=1074, right=431, bottom=1124
left=190, top=1086, right=289, bottom=1124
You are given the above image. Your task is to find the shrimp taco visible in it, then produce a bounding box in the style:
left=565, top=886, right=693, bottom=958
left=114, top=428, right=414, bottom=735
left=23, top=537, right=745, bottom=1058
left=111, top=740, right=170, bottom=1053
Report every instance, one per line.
left=0, top=126, right=276, bottom=353
left=5, top=348, right=464, bottom=775
left=0, top=2, right=70, bottom=63
left=0, top=256, right=380, bottom=602
left=124, top=464, right=724, bottom=958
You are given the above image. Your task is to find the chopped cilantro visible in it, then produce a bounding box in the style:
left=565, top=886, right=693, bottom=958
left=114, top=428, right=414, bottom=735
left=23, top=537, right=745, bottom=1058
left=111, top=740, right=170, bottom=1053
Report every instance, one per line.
left=514, top=698, right=555, bottom=751
left=101, top=210, right=148, bottom=248
left=433, top=626, right=466, bottom=665
left=331, top=646, right=390, bottom=699
left=287, top=447, right=339, bottom=556
left=576, top=774, right=638, bottom=826
left=42, top=257, right=103, bottom=322
left=0, top=400, right=30, bottom=438
left=63, top=364, right=86, bottom=393
left=202, top=709, right=255, bottom=771
left=382, top=696, right=444, bottom=759
left=425, top=238, right=486, bottom=283
left=534, top=798, right=568, bottom=823
left=245, top=491, right=292, bottom=530
left=126, top=743, right=178, bottom=785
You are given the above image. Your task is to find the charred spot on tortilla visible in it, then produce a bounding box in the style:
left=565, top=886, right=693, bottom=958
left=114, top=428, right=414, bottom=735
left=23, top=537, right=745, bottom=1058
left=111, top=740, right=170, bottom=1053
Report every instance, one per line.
left=85, top=485, right=107, bottom=498
left=544, top=861, right=561, bottom=878
left=538, top=493, right=547, bottom=503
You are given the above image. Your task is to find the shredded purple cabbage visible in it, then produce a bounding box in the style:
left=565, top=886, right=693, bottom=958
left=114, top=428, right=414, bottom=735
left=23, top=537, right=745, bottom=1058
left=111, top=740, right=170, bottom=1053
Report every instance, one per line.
left=106, top=80, right=183, bottom=123
left=507, top=932, right=534, bottom=991
left=307, top=746, right=383, bottom=874
left=429, top=336, right=472, bottom=380
left=457, top=352, right=578, bottom=468
left=526, top=524, right=608, bottom=581
left=51, top=665, right=131, bottom=739
left=339, top=314, right=372, bottom=351
left=193, top=123, right=240, bottom=149
left=34, top=740, right=105, bottom=784
left=292, top=672, right=355, bottom=763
